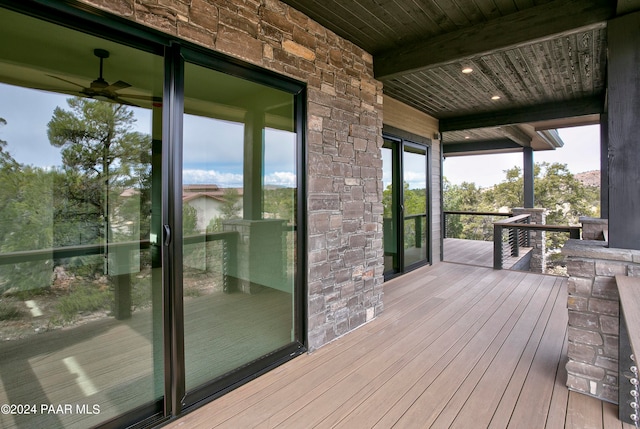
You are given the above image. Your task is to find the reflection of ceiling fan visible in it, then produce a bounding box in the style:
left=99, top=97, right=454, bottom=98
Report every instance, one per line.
left=47, top=49, right=157, bottom=106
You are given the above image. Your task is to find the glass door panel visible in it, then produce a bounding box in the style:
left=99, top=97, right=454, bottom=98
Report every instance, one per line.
left=182, top=61, right=297, bottom=392
left=382, top=140, right=400, bottom=276
left=403, top=146, right=428, bottom=268
left=0, top=8, right=164, bottom=428
left=382, top=136, right=429, bottom=279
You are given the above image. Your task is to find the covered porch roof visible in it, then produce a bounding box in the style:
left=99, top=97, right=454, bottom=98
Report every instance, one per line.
left=280, top=0, right=639, bottom=155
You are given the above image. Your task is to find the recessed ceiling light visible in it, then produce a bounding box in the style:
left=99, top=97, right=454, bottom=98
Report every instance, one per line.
left=462, top=67, right=473, bottom=74
left=491, top=95, right=501, bottom=100
left=464, top=136, right=470, bottom=139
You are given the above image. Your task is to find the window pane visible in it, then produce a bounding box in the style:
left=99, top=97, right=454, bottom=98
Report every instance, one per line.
left=403, top=148, right=427, bottom=267
left=182, top=62, right=297, bottom=391
left=0, top=8, right=163, bottom=428
left=382, top=142, right=399, bottom=274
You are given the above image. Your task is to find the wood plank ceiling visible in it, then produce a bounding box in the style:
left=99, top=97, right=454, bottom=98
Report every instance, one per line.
left=279, top=0, right=631, bottom=153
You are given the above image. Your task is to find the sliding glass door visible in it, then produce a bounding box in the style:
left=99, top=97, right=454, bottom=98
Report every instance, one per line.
left=382, top=136, right=430, bottom=279
left=0, top=7, right=165, bottom=428
left=0, top=5, right=304, bottom=428
left=402, top=144, right=429, bottom=268
left=179, top=57, right=299, bottom=405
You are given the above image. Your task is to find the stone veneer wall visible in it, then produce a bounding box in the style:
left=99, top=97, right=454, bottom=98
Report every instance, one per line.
left=80, top=0, right=385, bottom=351
left=511, top=208, right=546, bottom=273
left=563, top=238, right=640, bottom=403
left=581, top=216, right=609, bottom=241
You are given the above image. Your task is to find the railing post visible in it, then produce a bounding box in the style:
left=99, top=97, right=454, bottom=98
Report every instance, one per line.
left=223, top=232, right=238, bottom=294
left=443, top=212, right=447, bottom=239
left=493, top=224, right=503, bottom=270
left=415, top=216, right=422, bottom=248
left=113, top=245, right=132, bottom=320
left=570, top=228, right=581, bottom=239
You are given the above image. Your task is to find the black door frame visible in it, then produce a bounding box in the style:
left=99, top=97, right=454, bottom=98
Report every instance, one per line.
left=0, top=1, right=307, bottom=427
left=382, top=127, right=432, bottom=281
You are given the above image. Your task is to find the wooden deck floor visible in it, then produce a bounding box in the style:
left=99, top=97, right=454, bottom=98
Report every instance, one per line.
left=166, top=262, right=633, bottom=429
left=444, top=238, right=532, bottom=270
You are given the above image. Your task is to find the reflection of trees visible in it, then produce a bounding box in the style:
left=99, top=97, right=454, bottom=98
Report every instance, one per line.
left=0, top=118, right=55, bottom=292
left=0, top=98, right=152, bottom=293
left=47, top=97, right=151, bottom=249
left=383, top=182, right=427, bottom=248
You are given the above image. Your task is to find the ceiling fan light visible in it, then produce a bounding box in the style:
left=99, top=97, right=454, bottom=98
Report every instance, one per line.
left=91, top=78, right=109, bottom=89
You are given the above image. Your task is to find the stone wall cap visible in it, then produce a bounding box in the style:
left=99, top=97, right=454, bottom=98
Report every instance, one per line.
left=513, top=207, right=548, bottom=213
left=562, top=238, right=640, bottom=261
left=580, top=217, right=609, bottom=225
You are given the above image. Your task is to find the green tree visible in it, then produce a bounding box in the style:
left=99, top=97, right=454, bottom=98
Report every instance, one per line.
left=264, top=187, right=295, bottom=223
left=183, top=204, right=199, bottom=236
left=206, top=188, right=244, bottom=233
left=482, top=162, right=599, bottom=225
left=443, top=179, right=496, bottom=240
left=47, top=97, right=152, bottom=246
left=481, top=162, right=599, bottom=250
left=220, top=188, right=241, bottom=220
left=0, top=118, right=56, bottom=292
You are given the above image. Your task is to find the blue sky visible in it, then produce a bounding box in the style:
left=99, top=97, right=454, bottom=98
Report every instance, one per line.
left=1, top=82, right=599, bottom=191
left=0, top=83, right=296, bottom=188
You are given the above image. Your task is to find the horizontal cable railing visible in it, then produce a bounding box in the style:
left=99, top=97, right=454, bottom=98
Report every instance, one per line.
left=405, top=213, right=427, bottom=249
left=493, top=215, right=581, bottom=270
left=0, top=231, right=241, bottom=318
left=443, top=211, right=513, bottom=240
left=493, top=214, right=531, bottom=270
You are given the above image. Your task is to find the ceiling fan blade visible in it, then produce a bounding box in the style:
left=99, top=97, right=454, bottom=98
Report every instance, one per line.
left=33, top=88, right=84, bottom=97
left=111, top=96, right=141, bottom=107
left=46, top=74, right=86, bottom=89
left=117, top=93, right=162, bottom=102
left=105, top=80, right=131, bottom=92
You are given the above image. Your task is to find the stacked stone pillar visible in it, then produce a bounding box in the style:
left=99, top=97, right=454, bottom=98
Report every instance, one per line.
left=563, top=234, right=640, bottom=403
left=512, top=207, right=546, bottom=273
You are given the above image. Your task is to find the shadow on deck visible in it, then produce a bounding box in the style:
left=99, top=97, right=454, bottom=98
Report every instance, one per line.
left=166, top=262, right=631, bottom=429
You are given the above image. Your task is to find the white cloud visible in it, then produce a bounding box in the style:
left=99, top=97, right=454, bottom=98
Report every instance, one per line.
left=183, top=169, right=296, bottom=188
left=183, top=169, right=243, bottom=187
left=265, top=171, right=296, bottom=187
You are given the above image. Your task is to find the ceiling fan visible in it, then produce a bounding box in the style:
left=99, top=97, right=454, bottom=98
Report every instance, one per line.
left=47, top=49, right=157, bottom=106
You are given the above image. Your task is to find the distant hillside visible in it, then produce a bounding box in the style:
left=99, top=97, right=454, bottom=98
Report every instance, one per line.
left=575, top=170, right=600, bottom=187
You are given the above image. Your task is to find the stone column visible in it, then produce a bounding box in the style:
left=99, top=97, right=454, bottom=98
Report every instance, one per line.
left=562, top=239, right=640, bottom=403
left=512, top=207, right=547, bottom=273
left=223, top=219, right=287, bottom=294
left=580, top=217, right=608, bottom=241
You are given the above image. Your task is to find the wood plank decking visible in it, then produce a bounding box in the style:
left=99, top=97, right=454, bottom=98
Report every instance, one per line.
left=444, top=238, right=532, bottom=270
left=166, top=262, right=633, bottom=429
left=444, top=238, right=495, bottom=267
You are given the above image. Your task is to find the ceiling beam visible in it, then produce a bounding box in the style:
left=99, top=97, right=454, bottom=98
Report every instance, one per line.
left=439, top=95, right=604, bottom=132
left=499, top=125, right=532, bottom=147
left=442, top=139, right=522, bottom=155
left=374, top=0, right=614, bottom=80
left=617, top=0, right=640, bottom=15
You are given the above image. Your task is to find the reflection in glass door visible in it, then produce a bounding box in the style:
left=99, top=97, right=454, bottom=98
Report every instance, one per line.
left=382, top=139, right=400, bottom=275
left=382, top=137, right=430, bottom=278
left=0, top=8, right=165, bottom=428
left=0, top=5, right=305, bottom=426
left=403, top=144, right=428, bottom=268
left=180, top=59, right=299, bottom=403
